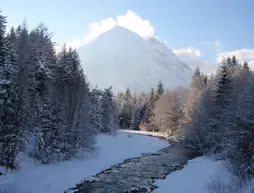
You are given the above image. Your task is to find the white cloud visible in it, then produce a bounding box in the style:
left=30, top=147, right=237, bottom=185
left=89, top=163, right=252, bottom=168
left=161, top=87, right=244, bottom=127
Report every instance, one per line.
left=173, top=47, right=218, bottom=73
left=174, top=45, right=254, bottom=73
left=216, top=49, right=254, bottom=63
left=66, top=10, right=155, bottom=49
left=116, top=10, right=154, bottom=37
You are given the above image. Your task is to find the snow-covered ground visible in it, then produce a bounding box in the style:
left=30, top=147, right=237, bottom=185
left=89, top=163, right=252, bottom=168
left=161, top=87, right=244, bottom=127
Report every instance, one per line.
left=120, top=129, right=181, bottom=143
left=154, top=156, right=254, bottom=193
left=0, top=132, right=168, bottom=193
left=120, top=129, right=168, bottom=138
left=1, top=130, right=252, bottom=193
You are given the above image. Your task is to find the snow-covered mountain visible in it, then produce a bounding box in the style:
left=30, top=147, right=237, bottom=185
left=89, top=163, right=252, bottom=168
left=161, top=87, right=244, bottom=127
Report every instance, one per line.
left=79, top=26, right=192, bottom=92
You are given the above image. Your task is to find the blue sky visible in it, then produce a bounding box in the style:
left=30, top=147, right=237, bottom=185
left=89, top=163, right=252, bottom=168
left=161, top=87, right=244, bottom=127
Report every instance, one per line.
left=2, top=0, right=254, bottom=72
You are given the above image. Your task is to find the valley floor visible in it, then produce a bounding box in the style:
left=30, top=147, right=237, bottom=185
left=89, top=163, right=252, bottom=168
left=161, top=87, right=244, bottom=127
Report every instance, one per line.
left=1, top=130, right=251, bottom=193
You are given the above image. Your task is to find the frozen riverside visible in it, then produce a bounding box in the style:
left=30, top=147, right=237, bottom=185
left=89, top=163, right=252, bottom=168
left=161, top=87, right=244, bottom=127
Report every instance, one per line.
left=67, top=143, right=193, bottom=193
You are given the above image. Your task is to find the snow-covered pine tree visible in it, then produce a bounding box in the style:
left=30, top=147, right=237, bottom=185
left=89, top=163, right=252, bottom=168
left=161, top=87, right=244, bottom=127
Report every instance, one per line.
left=237, top=62, right=251, bottom=84
left=90, top=88, right=103, bottom=132
left=35, top=97, right=59, bottom=163
left=119, top=88, right=133, bottom=128
left=33, top=60, right=55, bottom=163
left=27, top=24, right=64, bottom=162
left=52, top=45, right=75, bottom=158
left=243, top=61, right=250, bottom=73
left=54, top=47, right=94, bottom=158
left=140, top=89, right=157, bottom=131
left=130, top=94, right=141, bottom=130
left=184, top=57, right=254, bottom=176
left=15, top=22, right=35, bottom=133
left=204, top=59, right=233, bottom=153
left=150, top=88, right=155, bottom=101
left=0, top=14, right=100, bottom=165
left=231, top=55, right=238, bottom=69
left=0, top=12, right=23, bottom=168
left=185, top=67, right=206, bottom=123
left=0, top=12, right=8, bottom=79
left=183, top=85, right=215, bottom=154
left=74, top=72, right=95, bottom=155
left=116, top=92, right=125, bottom=127
left=213, top=60, right=233, bottom=112
left=216, top=61, right=254, bottom=175
left=184, top=60, right=234, bottom=155
left=101, top=87, right=118, bottom=132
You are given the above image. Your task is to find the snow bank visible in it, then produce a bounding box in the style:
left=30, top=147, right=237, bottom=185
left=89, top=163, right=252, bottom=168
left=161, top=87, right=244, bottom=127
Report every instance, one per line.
left=153, top=156, right=253, bottom=193
left=120, top=129, right=182, bottom=143
left=0, top=132, right=168, bottom=193
left=120, top=129, right=168, bottom=139
left=153, top=157, right=228, bottom=193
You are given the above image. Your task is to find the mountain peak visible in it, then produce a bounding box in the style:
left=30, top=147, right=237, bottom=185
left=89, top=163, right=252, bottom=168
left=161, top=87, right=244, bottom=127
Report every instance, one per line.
left=110, top=25, right=132, bottom=32
left=90, top=25, right=141, bottom=46
left=79, top=27, right=192, bottom=92
left=106, top=25, right=141, bottom=37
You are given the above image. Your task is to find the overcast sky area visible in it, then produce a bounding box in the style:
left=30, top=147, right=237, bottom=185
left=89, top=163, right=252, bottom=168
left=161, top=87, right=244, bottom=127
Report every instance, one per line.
left=2, top=0, right=254, bottom=73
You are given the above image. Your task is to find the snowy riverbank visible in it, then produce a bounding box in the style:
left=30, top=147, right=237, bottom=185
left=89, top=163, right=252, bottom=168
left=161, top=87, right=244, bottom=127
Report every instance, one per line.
left=1, top=130, right=251, bottom=193
left=0, top=132, right=168, bottom=193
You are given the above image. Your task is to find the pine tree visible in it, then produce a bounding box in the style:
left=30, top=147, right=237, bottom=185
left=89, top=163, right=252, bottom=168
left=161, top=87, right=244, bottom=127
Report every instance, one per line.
left=33, top=61, right=55, bottom=163
left=225, top=55, right=238, bottom=75
left=130, top=94, right=142, bottom=130
left=184, top=85, right=215, bottom=154
left=90, top=88, right=103, bottom=132
left=185, top=67, right=205, bottom=123
left=156, top=80, right=164, bottom=99
left=16, top=22, right=32, bottom=131
left=150, top=88, right=155, bottom=101
left=243, top=61, right=249, bottom=72
left=0, top=12, right=7, bottom=78
left=231, top=55, right=238, bottom=67
left=0, top=12, right=23, bottom=168
left=35, top=98, right=59, bottom=163
left=213, top=60, right=232, bottom=110
left=119, top=88, right=133, bottom=128
left=205, top=60, right=232, bottom=153
left=242, top=61, right=250, bottom=77
left=101, top=87, right=118, bottom=132
left=138, top=89, right=157, bottom=131
left=74, top=72, right=94, bottom=155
